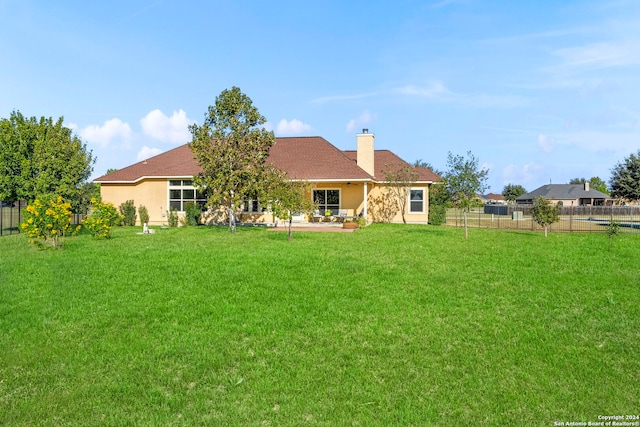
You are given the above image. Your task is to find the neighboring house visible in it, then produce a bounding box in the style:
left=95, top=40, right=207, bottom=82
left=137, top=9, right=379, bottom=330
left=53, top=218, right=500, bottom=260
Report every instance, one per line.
left=94, top=131, right=441, bottom=225
left=516, top=183, right=610, bottom=206
left=485, top=193, right=506, bottom=205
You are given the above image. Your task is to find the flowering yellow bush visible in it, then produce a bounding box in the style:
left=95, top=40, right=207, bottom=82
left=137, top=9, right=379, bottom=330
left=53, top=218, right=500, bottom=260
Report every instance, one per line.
left=82, top=198, right=123, bottom=238
left=21, top=196, right=73, bottom=249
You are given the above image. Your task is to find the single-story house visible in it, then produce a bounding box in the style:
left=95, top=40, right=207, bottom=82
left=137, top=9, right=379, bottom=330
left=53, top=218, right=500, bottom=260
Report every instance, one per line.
left=516, top=183, right=610, bottom=206
left=94, top=130, right=441, bottom=225
left=479, top=193, right=506, bottom=204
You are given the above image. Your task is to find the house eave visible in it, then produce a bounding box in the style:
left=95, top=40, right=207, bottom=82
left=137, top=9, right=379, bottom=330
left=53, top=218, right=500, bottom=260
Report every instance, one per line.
left=95, top=175, right=195, bottom=184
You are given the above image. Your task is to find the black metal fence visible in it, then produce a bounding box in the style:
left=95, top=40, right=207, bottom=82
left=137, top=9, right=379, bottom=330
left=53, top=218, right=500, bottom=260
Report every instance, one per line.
left=0, top=202, right=86, bottom=237
left=447, top=205, right=640, bottom=234
left=0, top=201, right=26, bottom=236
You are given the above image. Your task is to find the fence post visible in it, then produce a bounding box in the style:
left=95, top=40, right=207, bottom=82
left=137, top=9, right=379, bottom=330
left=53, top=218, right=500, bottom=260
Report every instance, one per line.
left=570, top=205, right=573, bottom=233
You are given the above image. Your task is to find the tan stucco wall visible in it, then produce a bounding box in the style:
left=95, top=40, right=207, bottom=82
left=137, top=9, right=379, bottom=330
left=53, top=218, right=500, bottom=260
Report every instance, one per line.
left=100, top=179, right=168, bottom=225
left=100, top=179, right=431, bottom=226
left=368, top=184, right=430, bottom=223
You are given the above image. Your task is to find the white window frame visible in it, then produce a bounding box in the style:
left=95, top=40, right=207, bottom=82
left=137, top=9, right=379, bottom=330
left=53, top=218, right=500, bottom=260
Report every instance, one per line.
left=409, top=188, right=425, bottom=213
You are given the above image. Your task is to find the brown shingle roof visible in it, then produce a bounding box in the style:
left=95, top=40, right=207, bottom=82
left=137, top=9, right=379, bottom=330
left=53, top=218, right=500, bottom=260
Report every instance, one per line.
left=266, top=137, right=371, bottom=180
left=343, top=149, right=441, bottom=182
left=95, top=144, right=202, bottom=182
left=95, top=136, right=440, bottom=183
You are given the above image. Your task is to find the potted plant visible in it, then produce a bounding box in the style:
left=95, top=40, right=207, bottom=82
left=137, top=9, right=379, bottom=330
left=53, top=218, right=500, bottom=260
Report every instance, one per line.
left=342, top=219, right=359, bottom=229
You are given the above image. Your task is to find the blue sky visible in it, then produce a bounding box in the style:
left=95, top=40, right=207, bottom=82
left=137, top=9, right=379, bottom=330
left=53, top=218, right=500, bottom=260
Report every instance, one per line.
left=1, top=0, right=639, bottom=193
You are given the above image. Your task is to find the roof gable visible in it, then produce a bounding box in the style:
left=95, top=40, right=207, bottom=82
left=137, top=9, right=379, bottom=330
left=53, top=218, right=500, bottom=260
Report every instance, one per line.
left=266, top=137, right=371, bottom=180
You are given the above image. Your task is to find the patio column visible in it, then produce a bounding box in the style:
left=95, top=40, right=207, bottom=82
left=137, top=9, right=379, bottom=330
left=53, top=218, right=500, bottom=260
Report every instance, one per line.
left=363, top=182, right=368, bottom=217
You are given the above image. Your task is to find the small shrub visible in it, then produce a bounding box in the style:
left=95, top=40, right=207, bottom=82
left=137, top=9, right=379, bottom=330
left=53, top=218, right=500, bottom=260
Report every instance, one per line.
left=21, top=195, right=76, bottom=249
left=139, top=205, right=150, bottom=226
left=531, top=196, right=560, bottom=237
left=606, top=220, right=620, bottom=251
left=167, top=208, right=178, bottom=227
left=119, top=200, right=137, bottom=226
left=428, top=204, right=447, bottom=226
left=83, top=199, right=123, bottom=238
left=184, top=202, right=201, bottom=226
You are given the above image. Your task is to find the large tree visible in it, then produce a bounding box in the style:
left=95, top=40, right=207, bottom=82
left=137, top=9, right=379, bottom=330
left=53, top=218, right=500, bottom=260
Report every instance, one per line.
left=502, top=183, right=527, bottom=202
left=444, top=151, right=489, bottom=239
left=189, top=87, right=276, bottom=232
left=610, top=150, right=640, bottom=202
left=0, top=111, right=94, bottom=208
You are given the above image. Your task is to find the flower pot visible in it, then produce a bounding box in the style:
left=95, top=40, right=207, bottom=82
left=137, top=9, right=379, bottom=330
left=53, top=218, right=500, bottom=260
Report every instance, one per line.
left=342, top=222, right=359, bottom=229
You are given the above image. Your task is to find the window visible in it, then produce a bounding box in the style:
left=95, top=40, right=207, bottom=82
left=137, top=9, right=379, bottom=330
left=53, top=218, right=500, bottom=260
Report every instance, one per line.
left=168, top=180, right=207, bottom=211
left=313, top=189, right=340, bottom=216
left=409, top=189, right=424, bottom=213
left=242, top=199, right=264, bottom=213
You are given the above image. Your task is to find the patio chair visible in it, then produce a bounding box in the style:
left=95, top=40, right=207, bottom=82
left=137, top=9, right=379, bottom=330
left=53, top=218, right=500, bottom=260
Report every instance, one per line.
left=334, top=209, right=347, bottom=222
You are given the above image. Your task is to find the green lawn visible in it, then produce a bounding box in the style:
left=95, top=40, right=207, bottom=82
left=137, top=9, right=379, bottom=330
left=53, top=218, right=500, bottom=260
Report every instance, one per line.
left=1, top=225, right=638, bottom=426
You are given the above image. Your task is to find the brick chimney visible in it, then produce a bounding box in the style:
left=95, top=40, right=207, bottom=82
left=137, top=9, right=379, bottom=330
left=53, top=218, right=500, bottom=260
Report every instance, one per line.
left=356, top=129, right=375, bottom=176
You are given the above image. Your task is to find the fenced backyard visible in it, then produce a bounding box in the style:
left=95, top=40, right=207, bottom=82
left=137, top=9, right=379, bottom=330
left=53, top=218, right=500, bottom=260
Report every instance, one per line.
left=0, top=202, right=26, bottom=236
left=447, top=205, right=640, bottom=234
left=0, top=203, right=86, bottom=236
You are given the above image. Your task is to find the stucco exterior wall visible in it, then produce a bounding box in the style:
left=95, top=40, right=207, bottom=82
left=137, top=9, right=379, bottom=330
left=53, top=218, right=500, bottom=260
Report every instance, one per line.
left=367, top=184, right=430, bottom=223
left=100, top=179, right=432, bottom=226
left=100, top=179, right=168, bottom=225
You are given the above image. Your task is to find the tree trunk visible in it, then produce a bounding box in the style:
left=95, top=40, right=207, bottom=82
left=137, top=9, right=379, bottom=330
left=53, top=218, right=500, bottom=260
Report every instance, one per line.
left=463, top=209, right=468, bottom=240
left=228, top=205, right=236, bottom=233
left=544, top=225, right=548, bottom=237
left=288, top=218, right=292, bottom=241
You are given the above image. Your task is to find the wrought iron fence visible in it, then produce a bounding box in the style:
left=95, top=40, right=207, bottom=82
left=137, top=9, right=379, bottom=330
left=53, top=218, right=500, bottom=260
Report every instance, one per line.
left=446, top=205, right=640, bottom=234
left=0, top=202, right=87, bottom=237
left=0, top=201, right=26, bottom=236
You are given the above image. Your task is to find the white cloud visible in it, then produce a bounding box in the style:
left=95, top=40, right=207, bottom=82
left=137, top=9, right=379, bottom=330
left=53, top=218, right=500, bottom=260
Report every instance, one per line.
left=275, top=119, right=312, bottom=136
left=140, top=109, right=195, bottom=144
left=554, top=130, right=640, bottom=155
left=80, top=118, right=134, bottom=148
left=538, top=134, right=555, bottom=153
left=396, top=81, right=451, bottom=98
left=346, top=110, right=373, bottom=133
left=312, top=92, right=378, bottom=104
left=397, top=81, right=530, bottom=108
left=502, top=162, right=546, bottom=187
left=552, top=41, right=640, bottom=71
left=137, top=146, right=163, bottom=162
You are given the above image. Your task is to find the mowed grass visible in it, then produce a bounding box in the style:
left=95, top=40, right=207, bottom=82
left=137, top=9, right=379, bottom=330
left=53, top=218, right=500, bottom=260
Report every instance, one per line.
left=1, top=225, right=638, bottom=426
